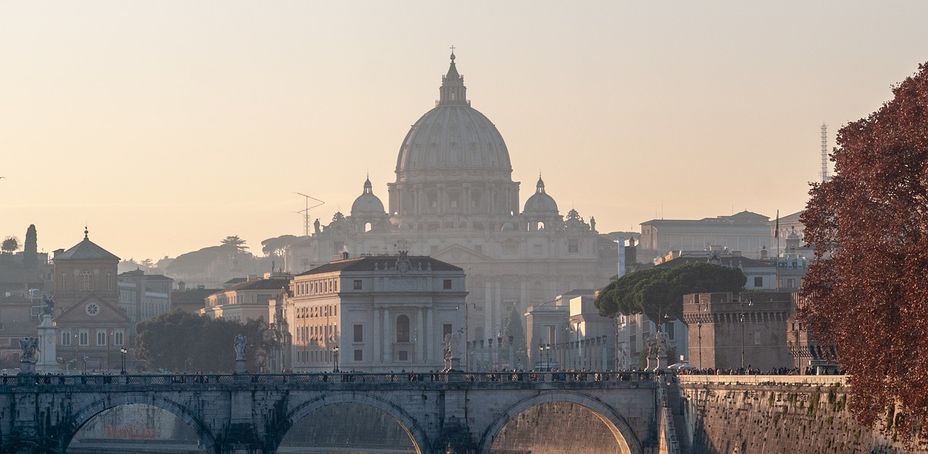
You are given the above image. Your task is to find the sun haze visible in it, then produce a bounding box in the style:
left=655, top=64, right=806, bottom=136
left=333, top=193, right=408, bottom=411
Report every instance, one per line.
left=1, top=1, right=926, bottom=259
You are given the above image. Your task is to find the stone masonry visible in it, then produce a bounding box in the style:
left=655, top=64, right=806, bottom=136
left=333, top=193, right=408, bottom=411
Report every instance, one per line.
left=0, top=372, right=657, bottom=454
left=675, top=376, right=927, bottom=454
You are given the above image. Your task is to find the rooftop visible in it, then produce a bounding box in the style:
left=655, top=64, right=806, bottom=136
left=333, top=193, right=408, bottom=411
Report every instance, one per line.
left=54, top=232, right=119, bottom=262
left=642, top=210, right=770, bottom=226
left=298, top=254, right=462, bottom=276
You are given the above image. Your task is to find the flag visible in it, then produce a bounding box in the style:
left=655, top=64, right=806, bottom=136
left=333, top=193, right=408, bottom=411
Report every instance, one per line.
left=774, top=210, right=780, bottom=238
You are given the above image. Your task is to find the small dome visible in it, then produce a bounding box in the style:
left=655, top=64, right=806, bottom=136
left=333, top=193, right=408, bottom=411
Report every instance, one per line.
left=523, top=176, right=559, bottom=215
left=351, top=178, right=386, bottom=218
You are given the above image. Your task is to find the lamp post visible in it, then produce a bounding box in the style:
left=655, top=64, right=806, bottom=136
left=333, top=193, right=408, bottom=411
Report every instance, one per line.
left=697, top=321, right=702, bottom=369
left=696, top=301, right=708, bottom=370
left=538, top=343, right=552, bottom=370
left=332, top=345, right=339, bottom=372
left=120, top=348, right=128, bottom=375
left=740, top=298, right=753, bottom=372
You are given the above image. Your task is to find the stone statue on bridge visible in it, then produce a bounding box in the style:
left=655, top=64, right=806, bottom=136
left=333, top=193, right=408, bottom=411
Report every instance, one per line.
left=645, top=332, right=670, bottom=371
left=19, top=337, right=39, bottom=374
left=442, top=329, right=463, bottom=372
left=234, top=334, right=247, bottom=361
left=41, top=295, right=55, bottom=316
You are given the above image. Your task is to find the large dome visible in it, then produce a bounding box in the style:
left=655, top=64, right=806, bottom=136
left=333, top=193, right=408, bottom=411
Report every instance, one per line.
left=395, top=53, right=512, bottom=180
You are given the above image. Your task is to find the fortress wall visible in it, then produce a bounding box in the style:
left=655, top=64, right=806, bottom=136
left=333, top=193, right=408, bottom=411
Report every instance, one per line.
left=676, top=376, right=925, bottom=454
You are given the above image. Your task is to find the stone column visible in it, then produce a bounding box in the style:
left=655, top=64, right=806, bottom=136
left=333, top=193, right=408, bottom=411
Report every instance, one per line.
left=383, top=308, right=392, bottom=363
left=373, top=308, right=381, bottom=364
left=484, top=281, right=492, bottom=342
left=426, top=308, right=434, bottom=363
left=494, top=281, right=502, bottom=336
left=416, top=308, right=424, bottom=364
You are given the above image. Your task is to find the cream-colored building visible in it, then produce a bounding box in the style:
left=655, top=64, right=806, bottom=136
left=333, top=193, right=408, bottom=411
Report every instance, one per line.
left=201, top=273, right=290, bottom=323
left=285, top=53, right=617, bottom=359
left=285, top=253, right=466, bottom=372
left=639, top=211, right=772, bottom=261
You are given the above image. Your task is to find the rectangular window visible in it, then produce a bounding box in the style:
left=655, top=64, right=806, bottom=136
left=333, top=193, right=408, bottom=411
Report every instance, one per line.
left=443, top=279, right=452, bottom=290
left=568, top=239, right=579, bottom=254
left=353, top=324, right=364, bottom=343
left=786, top=278, right=796, bottom=289
left=443, top=323, right=453, bottom=338
left=354, top=349, right=363, bottom=362
left=754, top=276, right=763, bottom=288
left=79, top=330, right=89, bottom=346
left=61, top=331, right=72, bottom=346
left=398, top=350, right=408, bottom=361
left=96, top=330, right=107, bottom=346
left=114, top=330, right=125, bottom=346
left=353, top=279, right=362, bottom=290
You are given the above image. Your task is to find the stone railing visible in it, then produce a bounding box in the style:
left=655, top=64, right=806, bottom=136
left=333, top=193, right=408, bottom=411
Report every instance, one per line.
left=0, top=371, right=655, bottom=388
left=677, top=374, right=847, bottom=386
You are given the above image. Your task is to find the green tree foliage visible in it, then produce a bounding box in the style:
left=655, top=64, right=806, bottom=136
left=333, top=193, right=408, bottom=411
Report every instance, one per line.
left=23, top=225, right=37, bottom=268
left=136, top=311, right=277, bottom=373
left=220, top=235, right=248, bottom=252
left=800, top=62, right=928, bottom=437
left=595, top=262, right=745, bottom=323
left=1, top=236, right=19, bottom=253
left=261, top=234, right=300, bottom=257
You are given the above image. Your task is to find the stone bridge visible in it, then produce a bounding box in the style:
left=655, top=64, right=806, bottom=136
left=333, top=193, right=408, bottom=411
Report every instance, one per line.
left=0, top=371, right=660, bottom=454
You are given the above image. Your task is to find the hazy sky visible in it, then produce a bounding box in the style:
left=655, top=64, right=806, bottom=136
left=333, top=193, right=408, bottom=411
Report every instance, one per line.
left=1, top=1, right=927, bottom=260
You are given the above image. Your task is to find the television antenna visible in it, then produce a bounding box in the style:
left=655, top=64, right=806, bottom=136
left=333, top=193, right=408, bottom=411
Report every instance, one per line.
left=295, top=192, right=325, bottom=236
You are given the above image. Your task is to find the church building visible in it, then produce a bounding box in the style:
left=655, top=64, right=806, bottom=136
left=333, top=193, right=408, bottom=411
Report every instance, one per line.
left=284, top=52, right=618, bottom=359
left=53, top=229, right=129, bottom=372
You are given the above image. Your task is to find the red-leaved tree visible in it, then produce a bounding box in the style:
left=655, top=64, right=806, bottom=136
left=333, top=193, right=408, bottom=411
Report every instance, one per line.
left=800, top=62, right=928, bottom=437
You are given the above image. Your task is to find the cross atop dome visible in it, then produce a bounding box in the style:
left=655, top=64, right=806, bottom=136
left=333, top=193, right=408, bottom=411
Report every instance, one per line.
left=440, top=47, right=467, bottom=105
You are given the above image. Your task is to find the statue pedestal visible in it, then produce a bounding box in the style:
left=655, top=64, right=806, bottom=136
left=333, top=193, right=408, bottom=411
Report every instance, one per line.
left=234, top=358, right=247, bottom=375
left=36, top=315, right=58, bottom=374
left=19, top=360, right=35, bottom=375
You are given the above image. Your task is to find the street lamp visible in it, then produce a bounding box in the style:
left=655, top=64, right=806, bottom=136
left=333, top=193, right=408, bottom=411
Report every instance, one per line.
left=120, top=348, right=128, bottom=375
left=697, top=302, right=708, bottom=370
left=538, top=343, right=552, bottom=371
left=740, top=298, right=754, bottom=372
left=332, top=345, right=339, bottom=372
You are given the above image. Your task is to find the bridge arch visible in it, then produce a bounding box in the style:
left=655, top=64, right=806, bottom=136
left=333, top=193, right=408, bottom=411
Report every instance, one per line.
left=279, top=392, right=430, bottom=453
left=478, top=391, right=643, bottom=454
left=64, top=393, right=217, bottom=453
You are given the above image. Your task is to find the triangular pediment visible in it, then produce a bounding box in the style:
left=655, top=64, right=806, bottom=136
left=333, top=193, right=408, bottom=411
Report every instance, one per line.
left=56, top=294, right=129, bottom=324
left=433, top=244, right=492, bottom=263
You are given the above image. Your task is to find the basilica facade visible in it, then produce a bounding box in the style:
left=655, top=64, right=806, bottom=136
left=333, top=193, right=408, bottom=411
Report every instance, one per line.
left=285, top=53, right=618, bottom=350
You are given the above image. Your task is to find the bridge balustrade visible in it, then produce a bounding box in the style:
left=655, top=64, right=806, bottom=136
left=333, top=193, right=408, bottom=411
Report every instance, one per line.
left=0, top=371, right=655, bottom=387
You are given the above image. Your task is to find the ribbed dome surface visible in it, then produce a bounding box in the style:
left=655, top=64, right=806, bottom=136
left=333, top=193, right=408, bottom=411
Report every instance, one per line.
left=396, top=105, right=511, bottom=176
left=524, top=192, right=558, bottom=214
left=351, top=193, right=385, bottom=217
left=395, top=53, right=512, bottom=180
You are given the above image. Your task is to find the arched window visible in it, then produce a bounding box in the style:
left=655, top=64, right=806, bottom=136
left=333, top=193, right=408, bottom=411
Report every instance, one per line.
left=396, top=315, right=410, bottom=343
